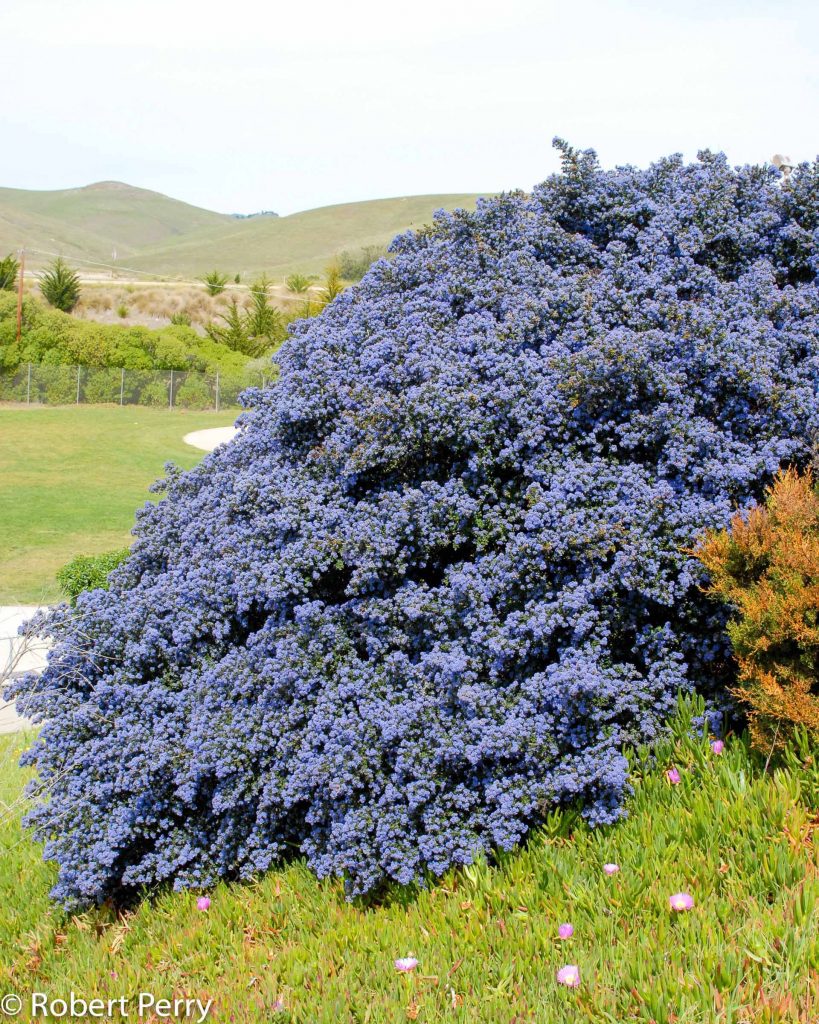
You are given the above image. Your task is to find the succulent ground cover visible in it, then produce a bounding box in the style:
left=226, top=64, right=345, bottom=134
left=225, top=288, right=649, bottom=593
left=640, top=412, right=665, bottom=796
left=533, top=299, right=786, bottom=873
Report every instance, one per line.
left=1, top=701, right=818, bottom=1022
left=8, top=143, right=819, bottom=909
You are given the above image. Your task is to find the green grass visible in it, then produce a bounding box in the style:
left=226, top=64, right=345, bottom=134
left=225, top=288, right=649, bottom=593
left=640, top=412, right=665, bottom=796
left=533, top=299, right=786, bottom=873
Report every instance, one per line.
left=1, top=699, right=817, bottom=1022
left=0, top=406, right=235, bottom=603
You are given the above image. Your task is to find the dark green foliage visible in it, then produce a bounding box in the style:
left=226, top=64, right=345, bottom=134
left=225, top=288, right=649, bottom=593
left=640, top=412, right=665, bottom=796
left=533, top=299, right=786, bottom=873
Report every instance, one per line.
left=200, top=271, right=229, bottom=296
left=206, top=280, right=287, bottom=358
left=169, top=311, right=192, bottom=327
left=174, top=375, right=213, bottom=410
left=56, top=549, right=130, bottom=604
left=39, top=257, right=81, bottom=312
left=0, top=253, right=19, bottom=291
left=205, top=298, right=251, bottom=353
left=0, top=292, right=252, bottom=375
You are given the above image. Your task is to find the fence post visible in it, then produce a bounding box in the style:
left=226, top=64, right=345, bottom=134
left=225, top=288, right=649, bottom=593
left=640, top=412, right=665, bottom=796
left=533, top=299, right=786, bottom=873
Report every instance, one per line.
left=120, top=368, right=125, bottom=406
left=76, top=366, right=81, bottom=404
left=169, top=369, right=174, bottom=410
left=26, top=363, right=31, bottom=405
left=215, top=371, right=219, bottom=413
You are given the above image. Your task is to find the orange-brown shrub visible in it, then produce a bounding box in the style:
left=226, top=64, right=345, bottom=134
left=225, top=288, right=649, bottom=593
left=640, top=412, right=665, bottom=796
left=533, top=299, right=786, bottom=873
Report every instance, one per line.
left=694, top=467, right=819, bottom=748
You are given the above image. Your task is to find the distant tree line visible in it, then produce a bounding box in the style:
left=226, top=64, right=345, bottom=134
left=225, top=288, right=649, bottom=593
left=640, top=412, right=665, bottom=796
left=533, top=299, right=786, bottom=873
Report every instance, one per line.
left=230, top=210, right=279, bottom=219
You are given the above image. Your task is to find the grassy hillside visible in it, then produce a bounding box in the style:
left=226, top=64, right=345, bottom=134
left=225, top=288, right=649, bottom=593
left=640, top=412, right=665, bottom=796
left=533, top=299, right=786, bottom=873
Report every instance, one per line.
left=0, top=181, right=233, bottom=263
left=0, top=184, right=485, bottom=279
left=125, top=193, right=485, bottom=278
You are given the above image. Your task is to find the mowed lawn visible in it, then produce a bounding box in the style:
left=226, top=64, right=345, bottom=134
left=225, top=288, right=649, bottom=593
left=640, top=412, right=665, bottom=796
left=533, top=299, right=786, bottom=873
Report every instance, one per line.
left=0, top=406, right=236, bottom=603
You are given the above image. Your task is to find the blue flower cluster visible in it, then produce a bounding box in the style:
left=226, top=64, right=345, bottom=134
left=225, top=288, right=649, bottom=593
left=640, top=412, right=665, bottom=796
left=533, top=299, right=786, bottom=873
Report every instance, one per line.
left=9, top=142, right=819, bottom=908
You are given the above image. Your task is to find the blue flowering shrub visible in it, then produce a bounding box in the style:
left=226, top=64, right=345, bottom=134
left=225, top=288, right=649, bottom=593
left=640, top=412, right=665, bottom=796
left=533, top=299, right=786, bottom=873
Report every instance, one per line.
left=9, top=142, right=819, bottom=909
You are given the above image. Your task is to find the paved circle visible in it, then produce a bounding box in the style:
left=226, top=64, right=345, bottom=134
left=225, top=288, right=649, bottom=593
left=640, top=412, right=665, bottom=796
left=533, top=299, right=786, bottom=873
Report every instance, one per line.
left=183, top=426, right=239, bottom=452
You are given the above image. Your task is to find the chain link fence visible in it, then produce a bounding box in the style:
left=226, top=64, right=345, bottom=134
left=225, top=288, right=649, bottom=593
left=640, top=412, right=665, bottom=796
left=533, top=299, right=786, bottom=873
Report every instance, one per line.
left=0, top=364, right=272, bottom=411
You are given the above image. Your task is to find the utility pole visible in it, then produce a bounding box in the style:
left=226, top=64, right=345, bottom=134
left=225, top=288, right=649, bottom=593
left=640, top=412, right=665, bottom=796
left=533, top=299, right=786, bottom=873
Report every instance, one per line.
left=16, top=249, right=25, bottom=344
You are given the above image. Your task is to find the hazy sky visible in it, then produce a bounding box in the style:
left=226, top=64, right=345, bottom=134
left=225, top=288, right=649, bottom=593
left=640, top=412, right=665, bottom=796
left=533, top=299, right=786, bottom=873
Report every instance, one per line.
left=1, top=0, right=816, bottom=215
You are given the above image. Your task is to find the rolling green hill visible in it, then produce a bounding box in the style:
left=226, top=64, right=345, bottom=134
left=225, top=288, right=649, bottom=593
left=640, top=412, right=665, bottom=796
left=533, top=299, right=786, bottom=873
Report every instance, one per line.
left=0, top=182, right=233, bottom=263
left=0, top=183, right=486, bottom=279
left=125, top=193, right=484, bottom=278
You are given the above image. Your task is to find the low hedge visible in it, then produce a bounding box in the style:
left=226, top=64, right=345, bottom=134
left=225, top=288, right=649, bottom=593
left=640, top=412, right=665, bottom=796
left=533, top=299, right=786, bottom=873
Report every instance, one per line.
left=56, top=549, right=131, bottom=605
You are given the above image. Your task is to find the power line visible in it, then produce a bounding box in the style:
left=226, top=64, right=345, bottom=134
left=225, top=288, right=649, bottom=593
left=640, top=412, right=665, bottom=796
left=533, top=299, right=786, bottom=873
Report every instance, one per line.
left=23, top=247, right=166, bottom=280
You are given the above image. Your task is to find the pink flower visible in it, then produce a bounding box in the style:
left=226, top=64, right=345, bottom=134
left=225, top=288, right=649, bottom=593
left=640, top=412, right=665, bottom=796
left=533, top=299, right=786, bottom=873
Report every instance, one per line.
left=711, top=739, right=724, bottom=755
left=272, top=997, right=286, bottom=1013
left=395, top=957, right=419, bottom=972
left=603, top=863, right=619, bottom=875
left=666, top=767, right=681, bottom=784
left=556, top=964, right=580, bottom=988
left=669, top=892, right=695, bottom=912
left=558, top=922, right=574, bottom=940
left=196, top=896, right=211, bottom=911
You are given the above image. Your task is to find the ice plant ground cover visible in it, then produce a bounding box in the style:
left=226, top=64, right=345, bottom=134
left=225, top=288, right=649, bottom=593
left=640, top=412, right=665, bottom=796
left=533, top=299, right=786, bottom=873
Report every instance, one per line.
left=8, top=143, right=819, bottom=909
left=1, top=700, right=818, bottom=1022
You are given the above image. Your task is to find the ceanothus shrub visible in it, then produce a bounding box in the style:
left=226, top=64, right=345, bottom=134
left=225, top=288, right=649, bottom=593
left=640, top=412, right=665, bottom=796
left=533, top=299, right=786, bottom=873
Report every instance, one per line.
left=9, top=141, right=819, bottom=909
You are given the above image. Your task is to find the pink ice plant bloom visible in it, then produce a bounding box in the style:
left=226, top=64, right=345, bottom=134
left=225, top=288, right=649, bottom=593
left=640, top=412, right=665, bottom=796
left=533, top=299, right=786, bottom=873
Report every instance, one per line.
left=395, top=957, right=419, bottom=972
left=711, top=739, right=725, bottom=755
left=196, top=896, right=211, bottom=911
left=666, top=767, right=681, bottom=784
left=669, top=892, right=695, bottom=912
left=272, top=997, right=286, bottom=1013
left=556, top=965, right=580, bottom=988
left=603, top=863, right=620, bottom=875
left=558, top=923, right=574, bottom=940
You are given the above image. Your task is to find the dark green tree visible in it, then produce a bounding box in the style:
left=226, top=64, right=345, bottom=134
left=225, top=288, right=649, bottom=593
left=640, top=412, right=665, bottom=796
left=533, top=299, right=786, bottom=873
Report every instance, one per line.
left=0, top=253, right=19, bottom=291
left=246, top=275, right=285, bottom=351
left=206, top=298, right=248, bottom=351
left=207, top=282, right=286, bottom=358
left=39, top=257, right=81, bottom=312
left=200, top=271, right=229, bottom=296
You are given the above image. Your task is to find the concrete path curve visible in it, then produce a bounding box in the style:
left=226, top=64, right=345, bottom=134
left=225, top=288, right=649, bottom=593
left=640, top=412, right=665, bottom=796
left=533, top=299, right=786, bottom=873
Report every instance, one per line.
left=1, top=606, right=49, bottom=734
left=183, top=426, right=239, bottom=452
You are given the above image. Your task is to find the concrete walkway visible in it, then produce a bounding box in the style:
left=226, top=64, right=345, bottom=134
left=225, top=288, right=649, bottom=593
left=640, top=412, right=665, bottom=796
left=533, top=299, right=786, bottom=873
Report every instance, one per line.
left=0, top=606, right=49, bottom=734
left=183, top=426, right=239, bottom=452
